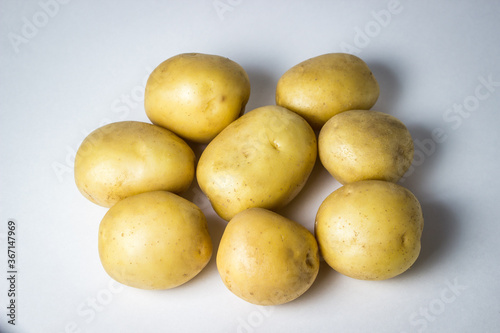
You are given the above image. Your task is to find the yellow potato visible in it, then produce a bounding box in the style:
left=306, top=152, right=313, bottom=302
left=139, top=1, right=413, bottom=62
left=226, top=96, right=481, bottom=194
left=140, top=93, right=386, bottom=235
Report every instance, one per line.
left=196, top=105, right=317, bottom=221
left=98, top=191, right=212, bottom=290
left=276, top=53, right=379, bottom=129
left=315, top=180, right=424, bottom=280
left=217, top=208, right=319, bottom=305
left=74, top=121, right=195, bottom=207
left=144, top=53, right=251, bottom=143
left=318, top=110, right=414, bottom=184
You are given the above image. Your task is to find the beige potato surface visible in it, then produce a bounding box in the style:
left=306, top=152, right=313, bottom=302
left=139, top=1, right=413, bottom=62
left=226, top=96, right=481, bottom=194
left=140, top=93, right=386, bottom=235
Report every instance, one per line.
left=196, top=105, right=317, bottom=221
left=276, top=53, right=379, bottom=129
left=217, top=208, right=319, bottom=305
left=98, top=191, right=212, bottom=290
left=74, top=121, right=195, bottom=207
left=315, top=180, right=424, bottom=280
left=144, top=53, right=251, bottom=143
left=318, top=110, right=414, bottom=184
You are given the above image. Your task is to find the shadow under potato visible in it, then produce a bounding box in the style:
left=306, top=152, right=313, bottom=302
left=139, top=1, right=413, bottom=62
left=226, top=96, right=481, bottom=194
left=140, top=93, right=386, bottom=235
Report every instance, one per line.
left=396, top=122, right=455, bottom=276
left=408, top=199, right=458, bottom=275
left=368, top=60, right=403, bottom=113
left=178, top=212, right=227, bottom=288
left=244, top=64, right=278, bottom=112
left=286, top=259, right=338, bottom=306
left=276, top=157, right=340, bottom=228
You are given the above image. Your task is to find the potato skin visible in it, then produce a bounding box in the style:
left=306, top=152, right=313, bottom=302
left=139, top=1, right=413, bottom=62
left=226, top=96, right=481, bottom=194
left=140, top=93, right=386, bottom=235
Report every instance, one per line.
left=276, top=53, right=379, bottom=129
left=315, top=180, right=424, bottom=280
left=217, top=208, right=319, bottom=305
left=196, top=105, right=317, bottom=221
left=74, top=121, right=195, bottom=207
left=318, top=110, right=414, bottom=184
left=144, top=53, right=251, bottom=143
left=98, top=191, right=212, bottom=290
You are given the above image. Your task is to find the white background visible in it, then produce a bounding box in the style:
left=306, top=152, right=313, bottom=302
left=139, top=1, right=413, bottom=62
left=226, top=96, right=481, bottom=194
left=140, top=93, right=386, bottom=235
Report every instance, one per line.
left=1, top=0, right=500, bottom=332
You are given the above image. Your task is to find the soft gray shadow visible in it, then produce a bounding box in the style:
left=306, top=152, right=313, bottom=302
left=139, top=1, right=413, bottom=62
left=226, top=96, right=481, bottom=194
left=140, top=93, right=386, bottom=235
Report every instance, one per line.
left=277, top=157, right=340, bottom=224
left=181, top=177, right=227, bottom=257
left=368, top=60, right=403, bottom=113
left=180, top=174, right=227, bottom=283
left=398, top=124, right=443, bottom=190
left=186, top=212, right=227, bottom=284
left=244, top=65, right=277, bottom=112
left=395, top=123, right=457, bottom=276
left=284, top=259, right=339, bottom=306
left=406, top=199, right=458, bottom=275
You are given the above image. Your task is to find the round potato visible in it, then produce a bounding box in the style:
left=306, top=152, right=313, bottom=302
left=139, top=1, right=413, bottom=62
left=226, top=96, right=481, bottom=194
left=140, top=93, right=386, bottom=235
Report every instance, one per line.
left=318, top=110, right=414, bottom=184
left=315, top=180, right=424, bottom=280
left=276, top=53, right=379, bottom=129
left=196, top=105, right=317, bottom=221
left=74, top=121, right=195, bottom=207
left=98, top=191, right=212, bottom=290
left=217, top=208, right=319, bottom=305
left=144, top=53, right=251, bottom=143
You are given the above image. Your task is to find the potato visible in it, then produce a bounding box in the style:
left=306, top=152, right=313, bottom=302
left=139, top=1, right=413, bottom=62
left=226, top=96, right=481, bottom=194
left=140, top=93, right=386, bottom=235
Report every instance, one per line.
left=98, top=191, right=212, bottom=290
left=315, top=180, right=424, bottom=280
left=276, top=53, right=379, bottom=129
left=318, top=110, right=414, bottom=184
left=196, top=105, right=317, bottom=221
left=144, top=53, right=251, bottom=143
left=217, top=208, right=319, bottom=305
left=74, top=121, right=195, bottom=207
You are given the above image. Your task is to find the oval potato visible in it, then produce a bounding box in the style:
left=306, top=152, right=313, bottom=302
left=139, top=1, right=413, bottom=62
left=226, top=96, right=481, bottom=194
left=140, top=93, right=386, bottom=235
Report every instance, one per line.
left=196, top=105, right=317, bottom=221
left=98, top=191, right=212, bottom=290
left=217, top=208, right=319, bottom=305
left=318, top=110, right=414, bottom=184
left=74, top=121, right=195, bottom=207
left=276, top=53, right=379, bottom=129
left=144, top=53, right=251, bottom=143
left=315, top=180, right=424, bottom=280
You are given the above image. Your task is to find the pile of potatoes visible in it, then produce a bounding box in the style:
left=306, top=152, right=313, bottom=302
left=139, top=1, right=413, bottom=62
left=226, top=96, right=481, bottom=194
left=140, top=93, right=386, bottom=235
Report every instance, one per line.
left=74, top=52, right=423, bottom=306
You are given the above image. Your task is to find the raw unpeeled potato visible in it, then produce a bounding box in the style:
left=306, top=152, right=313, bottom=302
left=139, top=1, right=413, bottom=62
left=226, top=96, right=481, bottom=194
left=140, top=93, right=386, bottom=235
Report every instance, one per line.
left=77, top=50, right=425, bottom=303
left=318, top=110, right=414, bottom=184
left=217, top=208, right=319, bottom=305
left=315, top=180, right=424, bottom=280
left=74, top=121, right=195, bottom=208
left=144, top=53, right=251, bottom=143
left=98, top=191, right=212, bottom=290
left=276, top=53, right=379, bottom=129
left=196, top=105, right=317, bottom=221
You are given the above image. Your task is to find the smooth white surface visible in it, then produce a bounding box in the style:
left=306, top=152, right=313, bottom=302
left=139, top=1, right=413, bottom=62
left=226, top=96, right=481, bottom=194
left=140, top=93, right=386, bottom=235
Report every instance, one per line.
left=1, top=1, right=500, bottom=332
